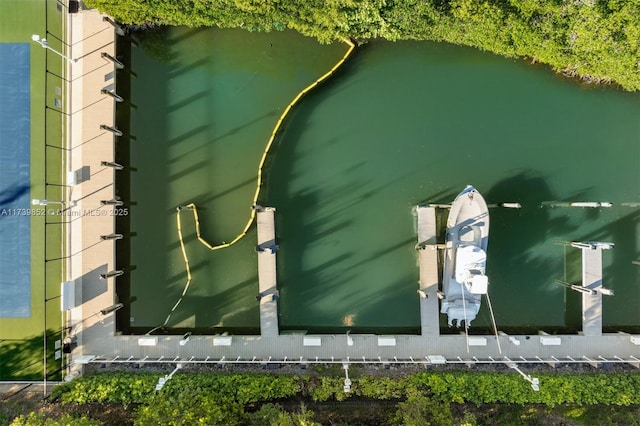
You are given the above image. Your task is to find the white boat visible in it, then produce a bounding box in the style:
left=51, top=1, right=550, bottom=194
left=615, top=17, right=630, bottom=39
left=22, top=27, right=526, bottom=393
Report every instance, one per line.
left=440, top=185, right=490, bottom=327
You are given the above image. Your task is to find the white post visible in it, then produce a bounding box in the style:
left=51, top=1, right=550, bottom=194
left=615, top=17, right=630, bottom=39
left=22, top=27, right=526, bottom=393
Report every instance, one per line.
left=507, top=362, right=539, bottom=391
left=32, top=199, right=77, bottom=207
left=32, top=199, right=62, bottom=206
left=342, top=362, right=351, bottom=393
left=155, top=363, right=183, bottom=391
left=31, top=35, right=76, bottom=63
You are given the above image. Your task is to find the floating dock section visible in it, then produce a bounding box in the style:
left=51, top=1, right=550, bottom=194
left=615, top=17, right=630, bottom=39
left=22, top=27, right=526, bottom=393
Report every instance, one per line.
left=416, top=206, right=440, bottom=336
left=257, top=208, right=279, bottom=337
left=568, top=242, right=614, bottom=337
left=582, top=248, right=603, bottom=336
left=578, top=244, right=608, bottom=336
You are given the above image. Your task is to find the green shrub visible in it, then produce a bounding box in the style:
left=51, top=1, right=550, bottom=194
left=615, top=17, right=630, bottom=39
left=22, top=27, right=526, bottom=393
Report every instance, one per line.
left=84, top=0, right=640, bottom=91
left=353, top=376, right=407, bottom=400
left=134, top=396, right=244, bottom=426
left=246, top=403, right=320, bottom=426
left=51, top=372, right=158, bottom=406
left=308, top=377, right=351, bottom=402
left=411, top=372, right=640, bottom=406
left=11, top=413, right=100, bottom=426
left=52, top=372, right=301, bottom=406
left=392, top=393, right=453, bottom=426
left=49, top=369, right=640, bottom=426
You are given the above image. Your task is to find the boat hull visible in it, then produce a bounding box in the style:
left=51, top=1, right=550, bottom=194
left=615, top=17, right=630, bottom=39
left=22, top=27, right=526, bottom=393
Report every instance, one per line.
left=440, top=186, right=489, bottom=327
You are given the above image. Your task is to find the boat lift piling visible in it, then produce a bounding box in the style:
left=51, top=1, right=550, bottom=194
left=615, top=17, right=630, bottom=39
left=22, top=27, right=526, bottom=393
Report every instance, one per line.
left=429, top=202, right=521, bottom=209
left=487, top=203, right=522, bottom=209
left=540, top=201, right=614, bottom=208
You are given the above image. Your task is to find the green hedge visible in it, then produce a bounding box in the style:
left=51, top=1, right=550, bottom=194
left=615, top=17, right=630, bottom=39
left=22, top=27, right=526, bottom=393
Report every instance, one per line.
left=52, top=370, right=640, bottom=408
left=52, top=372, right=301, bottom=405
left=51, top=372, right=158, bottom=406
left=410, top=372, right=640, bottom=406
left=304, top=371, right=640, bottom=406
left=52, top=372, right=303, bottom=425
left=85, top=0, right=640, bottom=91
left=11, top=413, right=100, bottom=426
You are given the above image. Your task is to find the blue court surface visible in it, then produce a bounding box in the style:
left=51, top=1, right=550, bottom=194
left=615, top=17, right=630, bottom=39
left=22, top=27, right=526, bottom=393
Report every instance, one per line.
left=0, top=43, right=31, bottom=318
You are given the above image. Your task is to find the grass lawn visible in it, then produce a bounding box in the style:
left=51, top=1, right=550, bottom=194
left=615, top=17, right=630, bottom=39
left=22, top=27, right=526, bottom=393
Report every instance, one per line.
left=0, top=0, right=67, bottom=380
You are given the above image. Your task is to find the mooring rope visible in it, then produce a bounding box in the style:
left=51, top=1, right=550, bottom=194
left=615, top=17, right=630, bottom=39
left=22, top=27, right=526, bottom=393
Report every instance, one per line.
left=147, top=39, right=357, bottom=334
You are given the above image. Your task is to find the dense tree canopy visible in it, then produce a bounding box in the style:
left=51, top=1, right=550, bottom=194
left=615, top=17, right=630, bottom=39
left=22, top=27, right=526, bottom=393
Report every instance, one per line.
left=86, top=0, right=640, bottom=90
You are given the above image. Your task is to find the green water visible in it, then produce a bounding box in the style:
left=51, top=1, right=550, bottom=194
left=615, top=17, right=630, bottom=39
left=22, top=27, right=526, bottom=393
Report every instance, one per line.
left=126, top=29, right=639, bottom=334
left=127, top=28, right=346, bottom=332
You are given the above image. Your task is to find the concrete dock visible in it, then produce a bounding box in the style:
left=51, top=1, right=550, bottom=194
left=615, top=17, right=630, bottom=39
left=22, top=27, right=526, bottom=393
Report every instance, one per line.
left=581, top=246, right=605, bottom=336
left=257, top=208, right=279, bottom=337
left=66, top=9, right=119, bottom=381
left=416, top=207, right=440, bottom=336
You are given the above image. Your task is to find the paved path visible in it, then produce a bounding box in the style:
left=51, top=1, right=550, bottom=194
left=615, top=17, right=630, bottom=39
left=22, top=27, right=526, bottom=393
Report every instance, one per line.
left=66, top=9, right=119, bottom=380
left=0, top=382, right=61, bottom=399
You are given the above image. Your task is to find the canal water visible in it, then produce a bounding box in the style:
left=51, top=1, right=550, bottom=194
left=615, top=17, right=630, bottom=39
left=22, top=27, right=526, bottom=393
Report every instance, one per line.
left=126, top=28, right=640, bottom=334
left=127, top=28, right=346, bottom=332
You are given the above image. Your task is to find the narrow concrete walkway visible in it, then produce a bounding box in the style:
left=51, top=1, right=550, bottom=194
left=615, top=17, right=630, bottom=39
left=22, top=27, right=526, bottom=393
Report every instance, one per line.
left=416, top=207, right=439, bottom=336
left=579, top=244, right=611, bottom=337
left=66, top=9, right=118, bottom=380
left=257, top=208, right=279, bottom=337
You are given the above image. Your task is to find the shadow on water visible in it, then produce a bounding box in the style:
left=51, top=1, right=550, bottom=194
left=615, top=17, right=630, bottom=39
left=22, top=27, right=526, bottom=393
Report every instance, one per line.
left=266, top=56, right=421, bottom=333
left=191, top=177, right=256, bottom=206
left=167, top=90, right=210, bottom=113
left=274, top=186, right=357, bottom=320
left=156, top=276, right=259, bottom=334
left=210, top=110, right=279, bottom=144
left=168, top=27, right=209, bottom=44
left=267, top=91, right=357, bottom=331
left=119, top=28, right=353, bottom=333
left=579, top=209, right=640, bottom=332
left=473, top=171, right=579, bottom=332
left=476, top=172, right=640, bottom=333
left=119, top=29, right=640, bottom=335
left=168, top=56, right=210, bottom=79
left=133, top=27, right=178, bottom=63
left=115, top=32, right=171, bottom=333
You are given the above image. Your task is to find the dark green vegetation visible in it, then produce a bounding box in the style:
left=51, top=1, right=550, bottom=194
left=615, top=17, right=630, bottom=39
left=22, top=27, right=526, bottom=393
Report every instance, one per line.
left=86, top=0, right=639, bottom=91
left=5, top=370, right=640, bottom=425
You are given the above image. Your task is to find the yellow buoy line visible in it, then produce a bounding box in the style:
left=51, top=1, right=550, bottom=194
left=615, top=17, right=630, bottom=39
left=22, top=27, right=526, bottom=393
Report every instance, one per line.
left=147, top=39, right=357, bottom=334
